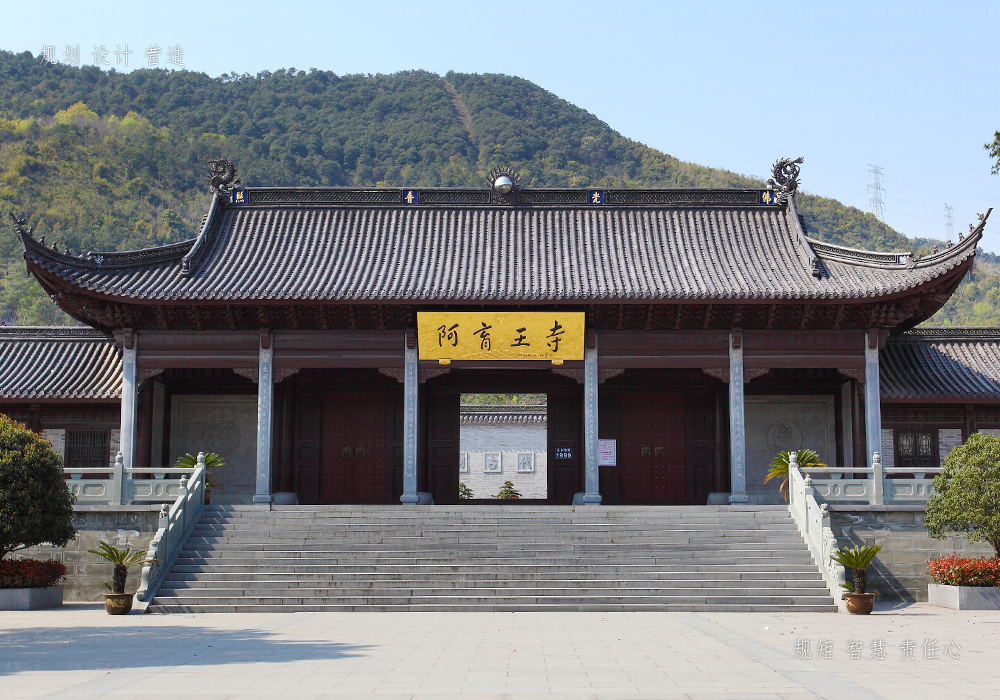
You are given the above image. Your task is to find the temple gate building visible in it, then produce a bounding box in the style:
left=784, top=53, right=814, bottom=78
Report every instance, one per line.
left=7, top=161, right=993, bottom=508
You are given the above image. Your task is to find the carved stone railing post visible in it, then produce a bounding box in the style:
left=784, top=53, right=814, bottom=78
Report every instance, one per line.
left=111, top=451, right=125, bottom=506
left=870, top=452, right=884, bottom=506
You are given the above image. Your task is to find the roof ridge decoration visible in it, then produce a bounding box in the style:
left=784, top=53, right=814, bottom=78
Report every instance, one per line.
left=180, top=192, right=222, bottom=276
left=807, top=208, right=989, bottom=270
left=897, top=327, right=1000, bottom=341
left=487, top=165, right=519, bottom=205
left=767, top=157, right=804, bottom=205
left=208, top=158, right=241, bottom=196
left=0, top=326, right=110, bottom=339
left=8, top=213, right=36, bottom=238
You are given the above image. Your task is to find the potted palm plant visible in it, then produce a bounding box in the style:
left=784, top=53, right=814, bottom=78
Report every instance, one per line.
left=173, top=452, right=224, bottom=503
left=765, top=449, right=826, bottom=501
left=831, top=544, right=883, bottom=614
left=88, top=541, right=157, bottom=615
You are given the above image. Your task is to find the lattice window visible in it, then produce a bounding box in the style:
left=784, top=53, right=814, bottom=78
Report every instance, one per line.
left=66, top=431, right=107, bottom=470
left=895, top=430, right=935, bottom=471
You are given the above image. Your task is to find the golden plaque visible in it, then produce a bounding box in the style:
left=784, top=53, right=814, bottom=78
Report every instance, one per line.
left=417, top=312, right=585, bottom=361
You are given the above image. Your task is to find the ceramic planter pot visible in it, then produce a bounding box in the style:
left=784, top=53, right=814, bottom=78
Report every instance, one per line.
left=104, top=592, right=133, bottom=615
left=843, top=592, right=876, bottom=614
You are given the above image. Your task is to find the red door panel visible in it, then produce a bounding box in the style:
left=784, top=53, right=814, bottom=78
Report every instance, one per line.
left=619, top=393, right=686, bottom=502
left=320, top=393, right=388, bottom=503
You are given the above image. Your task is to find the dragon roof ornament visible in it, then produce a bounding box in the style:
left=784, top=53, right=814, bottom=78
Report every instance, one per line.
left=208, top=158, right=241, bottom=196
left=9, top=212, right=36, bottom=238
left=767, top=157, right=804, bottom=204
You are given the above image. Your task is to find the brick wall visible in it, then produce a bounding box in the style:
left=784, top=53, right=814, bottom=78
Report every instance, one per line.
left=832, top=510, right=995, bottom=602
left=16, top=506, right=161, bottom=601
left=41, top=428, right=66, bottom=460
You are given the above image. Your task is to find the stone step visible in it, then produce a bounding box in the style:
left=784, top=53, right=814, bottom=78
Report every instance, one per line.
left=148, top=505, right=833, bottom=613
left=162, top=569, right=826, bottom=582
left=149, top=592, right=833, bottom=607
left=160, top=577, right=827, bottom=590
left=166, top=558, right=819, bottom=575
left=148, top=602, right=838, bottom=614
left=157, top=582, right=829, bottom=596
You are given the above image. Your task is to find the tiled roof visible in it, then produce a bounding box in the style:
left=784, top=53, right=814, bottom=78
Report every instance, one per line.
left=19, top=189, right=986, bottom=305
left=880, top=329, right=1000, bottom=400
left=0, top=327, right=120, bottom=400
left=460, top=404, right=547, bottom=425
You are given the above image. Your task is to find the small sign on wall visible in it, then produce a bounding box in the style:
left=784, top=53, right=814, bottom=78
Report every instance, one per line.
left=554, top=447, right=573, bottom=460
left=598, top=439, right=617, bottom=467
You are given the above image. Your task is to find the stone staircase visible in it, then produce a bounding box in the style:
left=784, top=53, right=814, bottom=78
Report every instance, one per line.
left=147, top=505, right=837, bottom=613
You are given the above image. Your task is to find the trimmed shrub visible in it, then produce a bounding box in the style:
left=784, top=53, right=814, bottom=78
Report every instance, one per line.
left=0, top=414, right=76, bottom=559
left=0, top=558, right=67, bottom=588
left=926, top=554, right=1000, bottom=587
left=925, top=432, right=1000, bottom=557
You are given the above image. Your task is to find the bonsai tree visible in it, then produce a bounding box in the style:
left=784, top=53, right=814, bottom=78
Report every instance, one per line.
left=173, top=452, right=224, bottom=501
left=494, top=481, right=521, bottom=500
left=459, top=482, right=474, bottom=500
left=88, top=541, right=156, bottom=594
left=831, top=544, right=883, bottom=594
left=925, top=432, right=1000, bottom=557
left=764, top=449, right=826, bottom=501
left=0, top=415, right=76, bottom=560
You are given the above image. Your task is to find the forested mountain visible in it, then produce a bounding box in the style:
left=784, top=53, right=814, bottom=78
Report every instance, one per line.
left=0, top=49, right=982, bottom=326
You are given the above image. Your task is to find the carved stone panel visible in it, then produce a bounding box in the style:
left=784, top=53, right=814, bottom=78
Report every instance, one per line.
left=745, top=395, right=835, bottom=500
left=169, top=395, right=257, bottom=502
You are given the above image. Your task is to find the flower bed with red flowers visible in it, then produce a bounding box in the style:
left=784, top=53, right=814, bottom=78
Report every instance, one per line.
left=0, top=558, right=68, bottom=589
left=926, top=553, right=1000, bottom=587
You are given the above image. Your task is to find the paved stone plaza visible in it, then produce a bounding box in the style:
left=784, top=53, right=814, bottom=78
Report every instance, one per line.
left=2, top=603, right=999, bottom=699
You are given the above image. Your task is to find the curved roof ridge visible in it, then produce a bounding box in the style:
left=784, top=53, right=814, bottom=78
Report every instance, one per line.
left=896, top=327, right=1000, bottom=341
left=808, top=208, right=989, bottom=271
left=0, top=326, right=110, bottom=339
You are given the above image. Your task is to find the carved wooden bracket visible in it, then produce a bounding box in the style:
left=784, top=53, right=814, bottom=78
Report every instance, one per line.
left=233, top=366, right=298, bottom=384
left=137, top=368, right=165, bottom=384
left=702, top=368, right=729, bottom=383
left=702, top=367, right=768, bottom=383
left=551, top=368, right=624, bottom=384
left=232, top=368, right=258, bottom=383
left=274, top=367, right=299, bottom=383
left=838, top=368, right=866, bottom=384
left=377, top=367, right=451, bottom=384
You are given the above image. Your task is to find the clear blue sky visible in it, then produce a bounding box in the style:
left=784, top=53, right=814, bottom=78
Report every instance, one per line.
left=3, top=1, right=999, bottom=250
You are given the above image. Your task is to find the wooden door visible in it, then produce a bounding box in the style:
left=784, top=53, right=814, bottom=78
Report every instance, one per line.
left=320, top=393, right=388, bottom=503
left=295, top=394, right=322, bottom=504
left=427, top=392, right=460, bottom=504
left=619, top=393, right=686, bottom=502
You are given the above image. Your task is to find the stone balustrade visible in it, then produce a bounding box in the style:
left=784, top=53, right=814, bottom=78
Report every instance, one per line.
left=802, top=453, right=940, bottom=506
left=65, top=451, right=197, bottom=505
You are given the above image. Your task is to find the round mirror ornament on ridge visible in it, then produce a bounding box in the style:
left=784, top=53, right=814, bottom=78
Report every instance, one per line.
left=493, top=175, right=514, bottom=194
left=487, top=165, right=519, bottom=196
